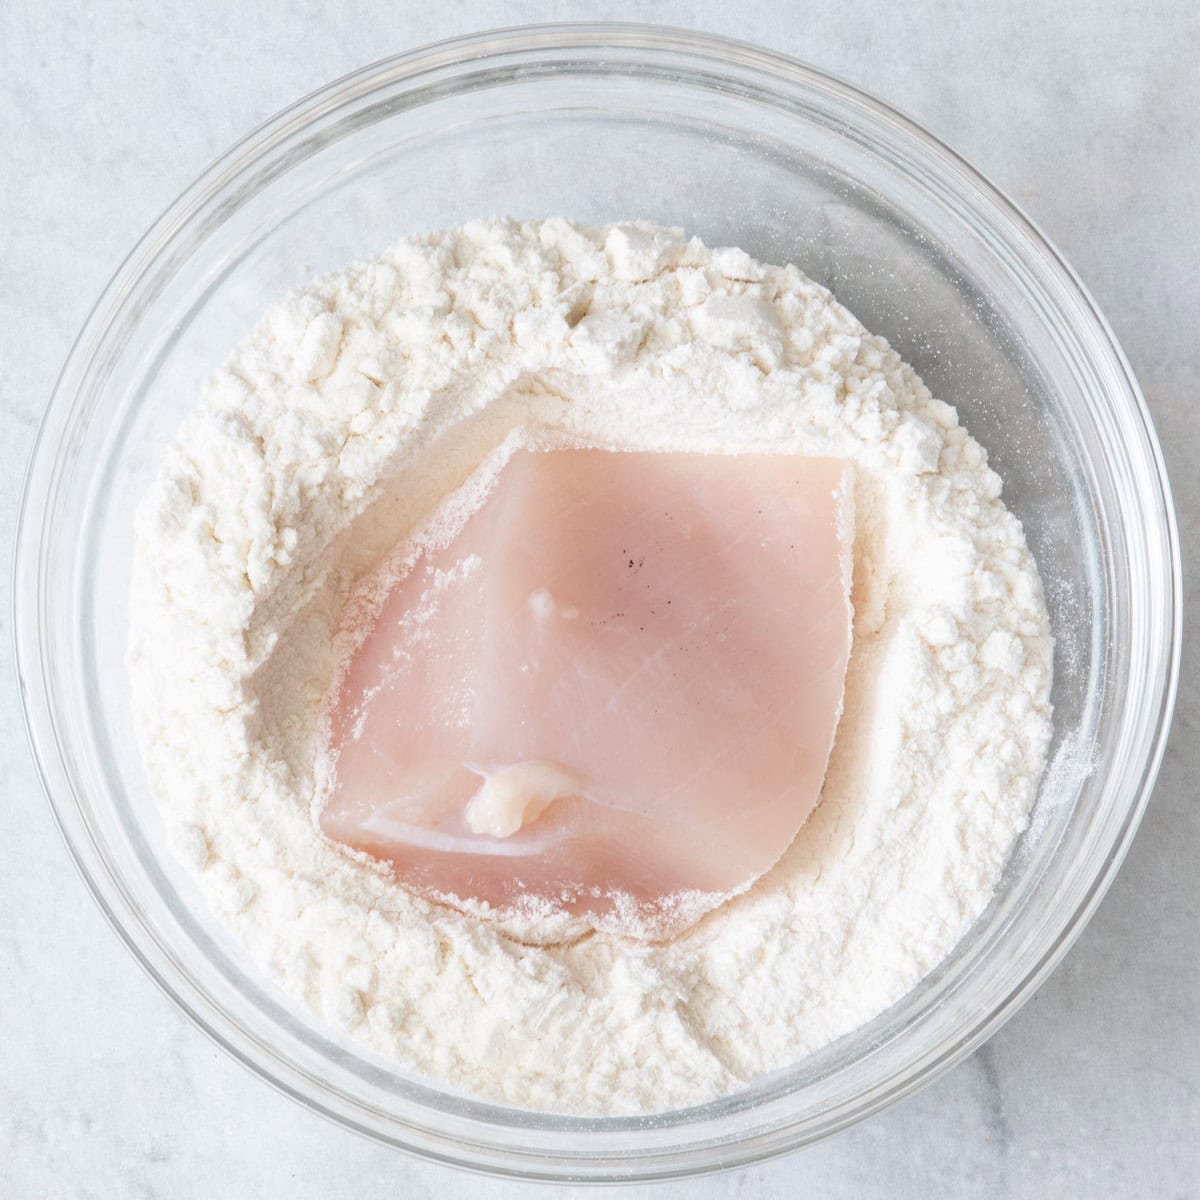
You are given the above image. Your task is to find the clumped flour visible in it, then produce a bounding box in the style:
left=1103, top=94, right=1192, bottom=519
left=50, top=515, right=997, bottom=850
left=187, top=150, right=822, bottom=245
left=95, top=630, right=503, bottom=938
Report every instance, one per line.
left=129, top=219, right=1053, bottom=1115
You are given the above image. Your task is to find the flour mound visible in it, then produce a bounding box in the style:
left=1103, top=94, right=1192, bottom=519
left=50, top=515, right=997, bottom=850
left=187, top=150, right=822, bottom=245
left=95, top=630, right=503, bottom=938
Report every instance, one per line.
left=129, top=218, right=1053, bottom=1116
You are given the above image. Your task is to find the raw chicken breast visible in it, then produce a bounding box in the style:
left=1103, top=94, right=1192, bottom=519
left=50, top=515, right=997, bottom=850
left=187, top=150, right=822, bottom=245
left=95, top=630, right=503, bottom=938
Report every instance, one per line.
left=318, top=442, right=853, bottom=939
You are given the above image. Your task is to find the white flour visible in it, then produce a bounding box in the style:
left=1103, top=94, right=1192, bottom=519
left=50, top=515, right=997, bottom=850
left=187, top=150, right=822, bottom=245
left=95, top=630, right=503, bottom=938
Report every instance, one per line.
left=129, top=219, right=1053, bottom=1115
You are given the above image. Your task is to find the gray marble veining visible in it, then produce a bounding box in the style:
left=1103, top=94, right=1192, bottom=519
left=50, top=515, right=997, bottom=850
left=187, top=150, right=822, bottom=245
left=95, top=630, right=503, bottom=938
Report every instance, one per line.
left=2, top=2, right=1196, bottom=1196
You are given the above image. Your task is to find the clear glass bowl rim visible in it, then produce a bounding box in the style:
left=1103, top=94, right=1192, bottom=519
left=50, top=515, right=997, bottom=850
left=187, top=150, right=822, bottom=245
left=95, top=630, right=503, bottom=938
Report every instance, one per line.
left=13, top=21, right=1182, bottom=1182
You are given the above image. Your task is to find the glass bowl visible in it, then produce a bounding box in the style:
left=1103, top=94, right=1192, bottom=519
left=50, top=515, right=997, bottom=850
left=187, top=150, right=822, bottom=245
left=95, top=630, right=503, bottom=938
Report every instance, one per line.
left=13, top=23, right=1180, bottom=1182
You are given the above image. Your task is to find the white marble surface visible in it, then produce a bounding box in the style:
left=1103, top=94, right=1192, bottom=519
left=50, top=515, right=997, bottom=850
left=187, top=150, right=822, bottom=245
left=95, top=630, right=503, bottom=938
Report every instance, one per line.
left=3, top=2, right=1197, bottom=1195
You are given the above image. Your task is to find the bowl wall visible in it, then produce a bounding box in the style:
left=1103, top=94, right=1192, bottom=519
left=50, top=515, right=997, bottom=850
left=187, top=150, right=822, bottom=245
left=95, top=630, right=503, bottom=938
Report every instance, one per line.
left=15, top=25, right=1179, bottom=1181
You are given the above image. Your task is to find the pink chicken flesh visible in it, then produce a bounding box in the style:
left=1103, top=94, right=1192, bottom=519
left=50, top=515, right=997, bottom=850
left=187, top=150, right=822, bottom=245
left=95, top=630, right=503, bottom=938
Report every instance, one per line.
left=318, top=445, right=853, bottom=939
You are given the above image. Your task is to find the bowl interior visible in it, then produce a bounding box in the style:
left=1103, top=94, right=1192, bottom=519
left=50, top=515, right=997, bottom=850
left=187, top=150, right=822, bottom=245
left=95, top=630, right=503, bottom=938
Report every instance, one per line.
left=20, top=30, right=1175, bottom=1181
